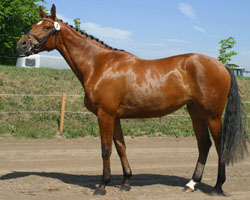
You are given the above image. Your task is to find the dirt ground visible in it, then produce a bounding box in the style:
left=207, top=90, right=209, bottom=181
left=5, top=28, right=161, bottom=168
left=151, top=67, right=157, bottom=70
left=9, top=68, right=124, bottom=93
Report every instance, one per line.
left=0, top=136, right=249, bottom=200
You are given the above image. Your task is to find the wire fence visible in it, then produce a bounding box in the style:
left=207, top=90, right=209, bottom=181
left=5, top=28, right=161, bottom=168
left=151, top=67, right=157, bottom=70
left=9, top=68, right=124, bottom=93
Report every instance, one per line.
left=0, top=94, right=83, bottom=97
left=1, top=93, right=250, bottom=118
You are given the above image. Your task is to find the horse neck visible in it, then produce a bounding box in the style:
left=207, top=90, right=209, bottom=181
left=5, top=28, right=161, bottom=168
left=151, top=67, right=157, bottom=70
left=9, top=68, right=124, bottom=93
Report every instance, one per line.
left=55, top=25, right=107, bottom=85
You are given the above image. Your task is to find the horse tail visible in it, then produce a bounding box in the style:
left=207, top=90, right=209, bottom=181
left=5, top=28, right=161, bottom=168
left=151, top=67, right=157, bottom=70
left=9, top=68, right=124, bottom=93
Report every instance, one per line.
left=220, top=68, right=248, bottom=165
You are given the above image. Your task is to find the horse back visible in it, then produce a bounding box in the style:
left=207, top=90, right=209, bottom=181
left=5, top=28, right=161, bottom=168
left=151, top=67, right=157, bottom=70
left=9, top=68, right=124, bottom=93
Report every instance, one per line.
left=85, top=52, right=231, bottom=118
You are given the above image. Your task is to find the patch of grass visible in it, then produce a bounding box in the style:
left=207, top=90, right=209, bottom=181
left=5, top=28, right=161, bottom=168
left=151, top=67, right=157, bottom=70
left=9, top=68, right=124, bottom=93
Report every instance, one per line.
left=0, top=78, right=3, bottom=86
left=120, top=115, right=194, bottom=138
left=17, top=126, right=55, bottom=139
left=63, top=114, right=99, bottom=138
left=0, top=65, right=249, bottom=138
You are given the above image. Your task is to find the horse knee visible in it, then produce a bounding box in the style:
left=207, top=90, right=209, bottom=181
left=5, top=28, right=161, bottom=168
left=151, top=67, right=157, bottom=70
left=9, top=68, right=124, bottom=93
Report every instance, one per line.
left=102, top=147, right=112, bottom=160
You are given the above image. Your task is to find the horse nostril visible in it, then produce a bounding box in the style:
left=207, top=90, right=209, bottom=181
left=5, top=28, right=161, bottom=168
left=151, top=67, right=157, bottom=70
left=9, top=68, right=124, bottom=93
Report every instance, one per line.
left=17, top=39, right=29, bottom=53
left=19, top=39, right=28, bottom=50
left=21, top=40, right=27, bottom=46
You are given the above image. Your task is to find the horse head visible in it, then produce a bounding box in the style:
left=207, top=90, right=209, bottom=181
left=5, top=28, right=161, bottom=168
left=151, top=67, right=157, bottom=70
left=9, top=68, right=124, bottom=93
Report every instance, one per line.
left=17, top=4, right=60, bottom=55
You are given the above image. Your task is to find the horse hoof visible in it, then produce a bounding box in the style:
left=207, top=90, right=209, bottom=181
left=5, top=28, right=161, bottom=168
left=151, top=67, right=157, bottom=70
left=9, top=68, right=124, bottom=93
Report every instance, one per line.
left=184, top=186, right=194, bottom=193
left=210, top=188, right=226, bottom=197
left=120, top=184, right=131, bottom=192
left=93, top=187, right=106, bottom=195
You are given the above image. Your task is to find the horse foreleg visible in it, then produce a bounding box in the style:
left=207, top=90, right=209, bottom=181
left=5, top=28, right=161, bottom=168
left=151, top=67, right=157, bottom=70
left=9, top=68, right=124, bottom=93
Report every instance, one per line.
left=185, top=104, right=212, bottom=192
left=113, top=119, right=132, bottom=191
left=94, top=109, right=115, bottom=195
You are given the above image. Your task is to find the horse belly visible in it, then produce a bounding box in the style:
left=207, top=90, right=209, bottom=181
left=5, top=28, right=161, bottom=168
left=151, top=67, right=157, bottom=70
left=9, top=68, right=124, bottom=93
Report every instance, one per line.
left=117, top=103, right=186, bottom=118
left=117, top=83, right=189, bottom=118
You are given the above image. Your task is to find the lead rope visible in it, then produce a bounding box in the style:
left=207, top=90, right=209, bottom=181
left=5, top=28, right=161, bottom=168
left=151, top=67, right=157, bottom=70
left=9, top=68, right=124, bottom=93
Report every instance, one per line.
left=0, top=55, right=27, bottom=59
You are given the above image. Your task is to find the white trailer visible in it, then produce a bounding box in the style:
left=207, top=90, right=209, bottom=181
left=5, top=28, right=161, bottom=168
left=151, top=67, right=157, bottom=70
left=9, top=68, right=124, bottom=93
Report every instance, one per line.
left=16, top=54, right=70, bottom=69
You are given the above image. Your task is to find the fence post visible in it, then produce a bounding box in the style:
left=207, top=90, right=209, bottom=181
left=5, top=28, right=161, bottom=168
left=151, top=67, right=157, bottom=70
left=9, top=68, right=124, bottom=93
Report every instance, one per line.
left=59, top=92, right=66, bottom=133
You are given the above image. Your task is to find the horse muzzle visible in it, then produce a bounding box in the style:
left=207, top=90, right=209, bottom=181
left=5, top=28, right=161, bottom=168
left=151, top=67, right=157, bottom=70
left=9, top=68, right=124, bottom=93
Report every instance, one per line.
left=17, top=36, right=39, bottom=56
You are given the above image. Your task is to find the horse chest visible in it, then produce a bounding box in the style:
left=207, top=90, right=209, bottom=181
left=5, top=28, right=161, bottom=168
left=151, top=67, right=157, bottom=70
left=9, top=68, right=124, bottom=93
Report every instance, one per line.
left=84, top=95, right=98, bottom=115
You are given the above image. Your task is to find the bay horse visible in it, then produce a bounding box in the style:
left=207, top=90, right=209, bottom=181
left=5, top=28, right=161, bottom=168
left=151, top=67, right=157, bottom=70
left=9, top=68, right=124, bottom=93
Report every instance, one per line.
left=17, top=4, right=248, bottom=196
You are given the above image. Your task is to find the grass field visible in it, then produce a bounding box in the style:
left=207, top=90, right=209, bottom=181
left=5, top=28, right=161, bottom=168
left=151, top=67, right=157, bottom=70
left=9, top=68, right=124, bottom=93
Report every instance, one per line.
left=0, top=65, right=249, bottom=138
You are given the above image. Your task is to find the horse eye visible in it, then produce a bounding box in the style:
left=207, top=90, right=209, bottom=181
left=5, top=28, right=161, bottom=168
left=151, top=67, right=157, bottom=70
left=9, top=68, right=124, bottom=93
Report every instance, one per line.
left=44, top=26, right=50, bottom=30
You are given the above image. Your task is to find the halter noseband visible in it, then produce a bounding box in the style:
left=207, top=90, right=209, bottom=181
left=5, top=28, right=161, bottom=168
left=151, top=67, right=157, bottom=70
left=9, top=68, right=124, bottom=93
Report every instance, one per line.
left=25, top=18, right=60, bottom=54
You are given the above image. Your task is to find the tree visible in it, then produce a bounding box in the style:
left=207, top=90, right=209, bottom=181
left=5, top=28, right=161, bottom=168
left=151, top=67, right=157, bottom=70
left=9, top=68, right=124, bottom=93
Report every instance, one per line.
left=73, top=17, right=85, bottom=32
left=73, top=18, right=81, bottom=30
left=218, top=37, right=237, bottom=65
left=0, top=0, right=46, bottom=65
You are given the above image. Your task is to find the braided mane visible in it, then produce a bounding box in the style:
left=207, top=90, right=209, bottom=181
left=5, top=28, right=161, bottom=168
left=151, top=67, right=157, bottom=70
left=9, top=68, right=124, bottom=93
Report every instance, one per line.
left=57, top=18, right=125, bottom=52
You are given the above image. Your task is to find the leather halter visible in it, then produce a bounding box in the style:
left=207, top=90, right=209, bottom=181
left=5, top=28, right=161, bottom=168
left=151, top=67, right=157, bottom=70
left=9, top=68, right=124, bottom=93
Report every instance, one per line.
left=25, top=18, right=59, bottom=54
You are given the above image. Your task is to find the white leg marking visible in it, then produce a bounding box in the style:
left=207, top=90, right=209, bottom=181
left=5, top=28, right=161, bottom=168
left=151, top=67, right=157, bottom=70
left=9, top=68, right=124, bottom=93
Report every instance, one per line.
left=186, top=179, right=197, bottom=191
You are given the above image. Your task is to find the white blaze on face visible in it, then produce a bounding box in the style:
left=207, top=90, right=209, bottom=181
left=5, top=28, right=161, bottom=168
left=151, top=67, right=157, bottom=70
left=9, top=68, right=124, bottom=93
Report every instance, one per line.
left=37, top=21, right=43, bottom=25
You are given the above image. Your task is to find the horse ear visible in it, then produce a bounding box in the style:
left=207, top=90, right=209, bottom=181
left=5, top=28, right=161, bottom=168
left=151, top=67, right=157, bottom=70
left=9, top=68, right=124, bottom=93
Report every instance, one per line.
left=39, top=6, right=46, bottom=18
left=50, top=4, right=57, bottom=20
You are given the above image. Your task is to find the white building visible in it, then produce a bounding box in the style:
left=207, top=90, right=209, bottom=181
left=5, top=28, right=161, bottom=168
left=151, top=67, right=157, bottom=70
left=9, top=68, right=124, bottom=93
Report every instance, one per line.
left=16, top=54, right=70, bottom=69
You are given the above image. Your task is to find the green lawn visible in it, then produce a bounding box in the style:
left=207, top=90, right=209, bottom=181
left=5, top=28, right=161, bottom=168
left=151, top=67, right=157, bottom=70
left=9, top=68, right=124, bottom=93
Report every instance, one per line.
left=0, top=65, right=249, bottom=138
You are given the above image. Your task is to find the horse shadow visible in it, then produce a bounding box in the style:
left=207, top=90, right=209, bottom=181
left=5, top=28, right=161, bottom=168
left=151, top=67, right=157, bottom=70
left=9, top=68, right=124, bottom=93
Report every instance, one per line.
left=0, top=171, right=214, bottom=194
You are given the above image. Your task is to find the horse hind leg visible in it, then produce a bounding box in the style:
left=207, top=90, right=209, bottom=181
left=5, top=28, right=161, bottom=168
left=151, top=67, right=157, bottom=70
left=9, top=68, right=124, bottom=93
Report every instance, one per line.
left=185, top=103, right=212, bottom=192
left=207, top=118, right=226, bottom=196
left=113, top=119, right=132, bottom=191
